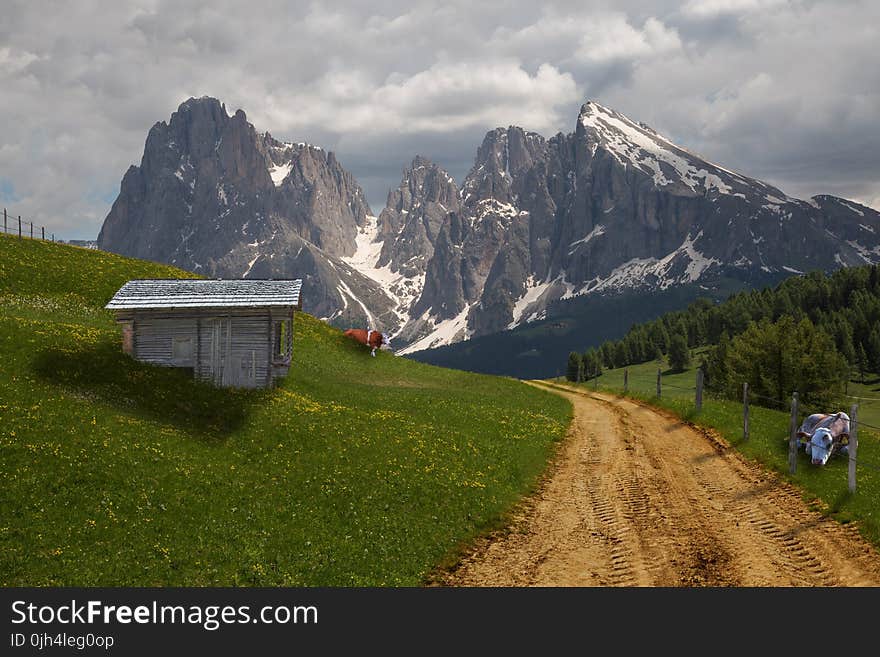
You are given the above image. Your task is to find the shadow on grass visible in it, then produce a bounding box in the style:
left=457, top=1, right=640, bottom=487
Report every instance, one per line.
left=30, top=341, right=269, bottom=440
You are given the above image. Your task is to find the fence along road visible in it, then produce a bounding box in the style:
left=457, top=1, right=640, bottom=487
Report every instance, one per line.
left=593, top=365, right=880, bottom=492
left=443, top=382, right=880, bottom=586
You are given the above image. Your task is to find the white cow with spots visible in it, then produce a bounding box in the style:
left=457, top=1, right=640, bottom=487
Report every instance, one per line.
left=798, top=412, right=850, bottom=466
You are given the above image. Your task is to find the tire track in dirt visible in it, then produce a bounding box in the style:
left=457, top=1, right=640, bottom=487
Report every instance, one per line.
left=441, top=383, right=880, bottom=587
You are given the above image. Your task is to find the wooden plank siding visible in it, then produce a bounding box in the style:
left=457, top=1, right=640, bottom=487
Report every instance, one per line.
left=113, top=307, right=294, bottom=389
left=132, top=317, right=198, bottom=366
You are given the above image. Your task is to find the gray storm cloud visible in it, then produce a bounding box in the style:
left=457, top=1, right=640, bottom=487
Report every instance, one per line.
left=0, top=0, right=877, bottom=239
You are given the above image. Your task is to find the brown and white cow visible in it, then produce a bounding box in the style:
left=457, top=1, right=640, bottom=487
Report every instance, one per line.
left=344, top=328, right=389, bottom=357
left=797, top=412, right=851, bottom=466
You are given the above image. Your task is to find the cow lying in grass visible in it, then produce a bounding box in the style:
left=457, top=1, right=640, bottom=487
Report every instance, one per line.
left=798, top=412, right=850, bottom=466
left=344, top=328, right=389, bottom=357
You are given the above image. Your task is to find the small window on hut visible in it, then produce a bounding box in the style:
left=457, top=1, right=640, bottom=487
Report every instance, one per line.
left=172, top=336, right=193, bottom=364
left=273, top=319, right=292, bottom=363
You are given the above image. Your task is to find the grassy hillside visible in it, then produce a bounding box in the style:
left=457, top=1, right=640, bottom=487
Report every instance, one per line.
left=0, top=235, right=570, bottom=586
left=586, top=353, right=880, bottom=429
left=564, top=355, right=880, bottom=546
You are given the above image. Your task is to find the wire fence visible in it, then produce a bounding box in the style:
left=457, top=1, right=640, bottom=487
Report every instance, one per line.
left=843, top=393, right=880, bottom=402
left=662, top=382, right=696, bottom=391
left=0, top=206, right=89, bottom=246
left=569, top=364, right=880, bottom=489
left=1, top=207, right=53, bottom=241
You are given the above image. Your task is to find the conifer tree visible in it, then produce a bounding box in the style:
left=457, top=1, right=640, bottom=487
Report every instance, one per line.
left=566, top=352, right=583, bottom=382
left=668, top=333, right=690, bottom=372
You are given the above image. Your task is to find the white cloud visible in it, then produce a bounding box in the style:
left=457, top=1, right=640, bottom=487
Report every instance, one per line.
left=682, top=0, right=791, bottom=18
left=861, top=193, right=880, bottom=212
left=575, top=15, right=682, bottom=63
left=491, top=10, right=682, bottom=65
left=0, top=0, right=876, bottom=238
left=0, top=47, right=40, bottom=74
left=255, top=60, right=579, bottom=139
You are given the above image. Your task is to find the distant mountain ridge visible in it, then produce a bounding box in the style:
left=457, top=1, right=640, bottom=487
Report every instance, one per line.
left=98, top=97, right=880, bottom=355
left=392, top=103, right=880, bottom=352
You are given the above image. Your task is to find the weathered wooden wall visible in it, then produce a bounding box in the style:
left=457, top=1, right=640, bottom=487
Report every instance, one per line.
left=115, top=307, right=294, bottom=389
left=132, top=316, right=198, bottom=366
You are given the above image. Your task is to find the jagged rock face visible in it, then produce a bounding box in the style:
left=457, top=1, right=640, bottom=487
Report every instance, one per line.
left=98, top=96, right=395, bottom=330
left=98, top=97, right=880, bottom=354
left=412, top=129, right=549, bottom=323
left=394, top=102, right=880, bottom=353
left=376, top=156, right=460, bottom=278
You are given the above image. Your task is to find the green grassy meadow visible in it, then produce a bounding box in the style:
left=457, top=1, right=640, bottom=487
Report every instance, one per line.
left=0, top=234, right=571, bottom=585
left=561, top=354, right=880, bottom=547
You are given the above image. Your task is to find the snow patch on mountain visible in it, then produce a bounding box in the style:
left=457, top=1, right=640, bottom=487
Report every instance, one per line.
left=568, top=224, right=606, bottom=255
left=564, top=231, right=722, bottom=299
left=336, top=277, right=376, bottom=326
left=846, top=240, right=880, bottom=262
left=341, top=214, right=426, bottom=331
left=680, top=231, right=721, bottom=282
left=835, top=198, right=866, bottom=217
left=508, top=277, right=554, bottom=329
left=268, top=162, right=293, bottom=187
left=242, top=254, right=260, bottom=278
left=398, top=304, right=475, bottom=355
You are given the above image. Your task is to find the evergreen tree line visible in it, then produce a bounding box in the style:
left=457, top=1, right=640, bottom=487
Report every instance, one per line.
left=565, top=265, right=880, bottom=409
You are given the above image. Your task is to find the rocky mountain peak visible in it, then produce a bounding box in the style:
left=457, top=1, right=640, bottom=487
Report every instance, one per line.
left=461, top=126, right=547, bottom=209
left=389, top=100, right=880, bottom=353
left=575, top=100, right=793, bottom=204
left=375, top=156, right=460, bottom=276
left=100, top=97, right=880, bottom=360
left=98, top=96, right=390, bottom=331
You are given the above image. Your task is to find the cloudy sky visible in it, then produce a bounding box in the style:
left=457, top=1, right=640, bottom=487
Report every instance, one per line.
left=0, top=0, right=877, bottom=239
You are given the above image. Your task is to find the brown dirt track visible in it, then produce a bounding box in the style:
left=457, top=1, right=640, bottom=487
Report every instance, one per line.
left=443, top=382, right=880, bottom=587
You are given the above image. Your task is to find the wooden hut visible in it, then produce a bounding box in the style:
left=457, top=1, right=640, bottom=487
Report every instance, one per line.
left=105, top=279, right=302, bottom=388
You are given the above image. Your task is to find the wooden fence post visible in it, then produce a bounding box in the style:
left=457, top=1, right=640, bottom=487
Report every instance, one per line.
left=29, top=222, right=33, bottom=239
left=41, top=226, right=45, bottom=240
left=656, top=368, right=662, bottom=398
left=849, top=404, right=858, bottom=494
left=742, top=382, right=749, bottom=442
left=3, top=208, right=6, bottom=234
left=695, top=368, right=703, bottom=412
left=624, top=368, right=628, bottom=393
left=789, top=392, right=799, bottom=475
left=18, top=215, right=22, bottom=239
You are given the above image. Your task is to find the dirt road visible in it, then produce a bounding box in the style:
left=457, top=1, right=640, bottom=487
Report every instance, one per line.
left=444, top=383, right=880, bottom=586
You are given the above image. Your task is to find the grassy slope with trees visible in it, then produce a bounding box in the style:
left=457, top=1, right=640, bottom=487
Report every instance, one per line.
left=561, top=265, right=880, bottom=548
left=567, top=265, right=880, bottom=410
left=0, top=235, right=570, bottom=585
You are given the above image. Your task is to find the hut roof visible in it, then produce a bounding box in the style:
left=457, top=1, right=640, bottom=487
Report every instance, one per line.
left=105, top=279, right=302, bottom=310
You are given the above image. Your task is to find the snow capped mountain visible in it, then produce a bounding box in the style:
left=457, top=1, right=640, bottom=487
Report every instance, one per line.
left=99, top=97, right=880, bottom=356
left=578, top=101, right=791, bottom=202
left=383, top=101, right=880, bottom=353
left=98, top=97, right=398, bottom=328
